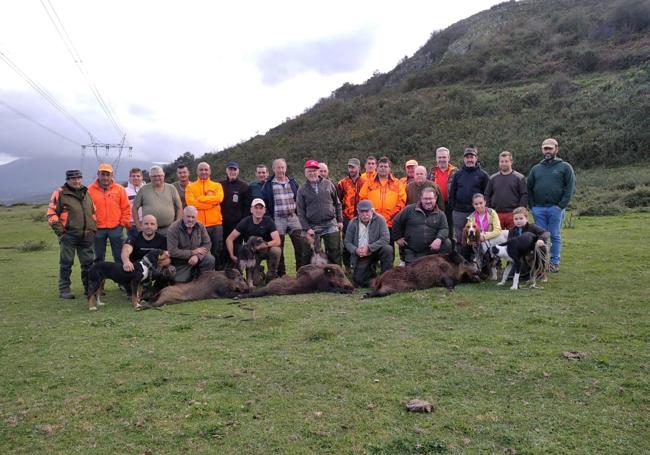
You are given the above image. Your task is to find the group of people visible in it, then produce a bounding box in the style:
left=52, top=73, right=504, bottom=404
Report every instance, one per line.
left=47, top=137, right=575, bottom=299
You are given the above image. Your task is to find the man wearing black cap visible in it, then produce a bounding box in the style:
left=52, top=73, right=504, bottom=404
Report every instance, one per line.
left=46, top=170, right=97, bottom=299
left=344, top=199, right=392, bottom=287
left=219, top=160, right=250, bottom=268
left=448, top=146, right=489, bottom=241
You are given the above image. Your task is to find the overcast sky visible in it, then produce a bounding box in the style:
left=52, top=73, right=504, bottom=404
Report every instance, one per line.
left=0, top=0, right=502, bottom=165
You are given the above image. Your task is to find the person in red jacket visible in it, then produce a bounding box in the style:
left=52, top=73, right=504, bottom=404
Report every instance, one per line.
left=88, top=163, right=131, bottom=264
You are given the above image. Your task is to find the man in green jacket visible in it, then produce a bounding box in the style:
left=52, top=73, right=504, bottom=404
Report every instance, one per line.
left=47, top=170, right=97, bottom=299
left=527, top=138, right=576, bottom=272
left=392, top=187, right=451, bottom=265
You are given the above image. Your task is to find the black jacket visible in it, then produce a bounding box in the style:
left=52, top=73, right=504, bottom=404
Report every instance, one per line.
left=448, top=165, right=489, bottom=212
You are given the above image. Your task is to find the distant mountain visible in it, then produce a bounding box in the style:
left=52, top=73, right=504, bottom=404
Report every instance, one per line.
left=0, top=156, right=155, bottom=204
left=173, top=0, right=650, bottom=180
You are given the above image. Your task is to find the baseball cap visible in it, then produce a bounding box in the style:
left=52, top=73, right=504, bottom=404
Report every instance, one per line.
left=66, top=169, right=82, bottom=179
left=251, top=198, right=266, bottom=207
left=304, top=159, right=319, bottom=169
left=98, top=163, right=113, bottom=173
left=357, top=199, right=373, bottom=211
left=405, top=159, right=418, bottom=167
left=542, top=138, right=558, bottom=148
left=463, top=148, right=478, bottom=157
left=226, top=160, right=239, bottom=169
left=347, top=158, right=361, bottom=167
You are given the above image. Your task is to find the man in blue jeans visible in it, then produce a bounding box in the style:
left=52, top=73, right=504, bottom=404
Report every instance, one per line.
left=527, top=138, right=576, bottom=272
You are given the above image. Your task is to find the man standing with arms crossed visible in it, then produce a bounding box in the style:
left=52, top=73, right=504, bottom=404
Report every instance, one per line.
left=527, top=138, right=576, bottom=273
left=186, top=162, right=224, bottom=269
left=484, top=151, right=528, bottom=229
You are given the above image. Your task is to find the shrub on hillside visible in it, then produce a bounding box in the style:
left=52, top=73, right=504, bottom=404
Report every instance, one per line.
left=622, top=188, right=650, bottom=208
left=484, top=60, right=519, bottom=83
left=610, top=0, right=650, bottom=32
left=575, top=48, right=600, bottom=72
left=548, top=73, right=577, bottom=98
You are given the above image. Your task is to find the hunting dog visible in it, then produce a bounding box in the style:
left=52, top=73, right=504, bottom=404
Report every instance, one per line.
left=237, top=236, right=268, bottom=288
left=491, top=232, right=541, bottom=290
left=462, top=218, right=509, bottom=280
left=305, top=231, right=329, bottom=266
left=86, top=249, right=172, bottom=311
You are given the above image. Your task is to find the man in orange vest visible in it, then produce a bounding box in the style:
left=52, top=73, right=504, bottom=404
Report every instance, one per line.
left=337, top=158, right=365, bottom=272
left=429, top=147, right=458, bottom=238
left=88, top=163, right=131, bottom=264
left=359, top=156, right=406, bottom=259
left=361, top=156, right=377, bottom=181
left=185, top=162, right=224, bottom=269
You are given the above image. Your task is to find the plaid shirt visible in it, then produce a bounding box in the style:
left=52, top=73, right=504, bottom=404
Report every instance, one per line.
left=272, top=178, right=297, bottom=218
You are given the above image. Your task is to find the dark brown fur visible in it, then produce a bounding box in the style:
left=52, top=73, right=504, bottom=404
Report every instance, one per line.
left=363, top=251, right=481, bottom=298
left=236, top=264, right=354, bottom=299
left=143, top=269, right=249, bottom=307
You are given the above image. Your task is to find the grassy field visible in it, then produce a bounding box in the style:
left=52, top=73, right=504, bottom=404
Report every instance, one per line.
left=0, top=205, right=649, bottom=454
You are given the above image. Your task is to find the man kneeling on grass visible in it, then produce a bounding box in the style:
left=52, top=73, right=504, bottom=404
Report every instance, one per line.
left=121, top=214, right=173, bottom=295
left=344, top=199, right=393, bottom=287
left=166, top=206, right=215, bottom=283
left=226, top=198, right=282, bottom=282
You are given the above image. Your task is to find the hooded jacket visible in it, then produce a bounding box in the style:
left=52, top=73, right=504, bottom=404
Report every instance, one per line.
left=47, top=183, right=97, bottom=237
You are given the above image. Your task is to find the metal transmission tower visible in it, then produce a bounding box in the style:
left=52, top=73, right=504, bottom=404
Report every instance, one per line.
left=82, top=137, right=133, bottom=174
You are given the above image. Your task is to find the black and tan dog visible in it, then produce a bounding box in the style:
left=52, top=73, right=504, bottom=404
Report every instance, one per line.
left=237, top=236, right=267, bottom=288
left=491, top=232, right=539, bottom=290
left=86, top=249, right=172, bottom=311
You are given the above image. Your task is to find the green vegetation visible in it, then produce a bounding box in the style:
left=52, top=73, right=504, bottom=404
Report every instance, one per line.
left=1, top=203, right=649, bottom=453
left=164, top=0, right=650, bottom=191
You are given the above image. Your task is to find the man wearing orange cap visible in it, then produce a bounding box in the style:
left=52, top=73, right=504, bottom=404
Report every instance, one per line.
left=527, top=138, right=576, bottom=272
left=88, top=163, right=131, bottom=264
left=400, top=159, right=418, bottom=186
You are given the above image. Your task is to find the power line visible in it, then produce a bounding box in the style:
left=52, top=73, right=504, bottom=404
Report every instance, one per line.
left=0, top=48, right=96, bottom=142
left=0, top=98, right=83, bottom=146
left=40, top=0, right=126, bottom=140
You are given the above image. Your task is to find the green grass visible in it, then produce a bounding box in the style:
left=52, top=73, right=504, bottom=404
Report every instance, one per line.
left=1, top=205, right=649, bottom=454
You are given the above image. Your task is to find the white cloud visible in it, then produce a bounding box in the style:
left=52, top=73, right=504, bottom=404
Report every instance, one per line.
left=0, top=0, right=503, bottom=162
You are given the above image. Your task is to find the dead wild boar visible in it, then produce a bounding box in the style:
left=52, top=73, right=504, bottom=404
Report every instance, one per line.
left=236, top=264, right=354, bottom=299
left=142, top=269, right=249, bottom=307
left=364, top=251, right=480, bottom=298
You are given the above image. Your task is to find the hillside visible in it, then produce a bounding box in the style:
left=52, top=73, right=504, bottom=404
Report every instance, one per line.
left=166, top=0, right=650, bottom=190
